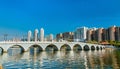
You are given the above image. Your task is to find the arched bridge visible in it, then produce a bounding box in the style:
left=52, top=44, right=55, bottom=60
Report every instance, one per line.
left=0, top=42, right=105, bottom=52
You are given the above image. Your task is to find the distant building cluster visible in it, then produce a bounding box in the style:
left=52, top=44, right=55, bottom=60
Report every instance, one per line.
left=26, top=26, right=120, bottom=42
left=27, top=28, right=54, bottom=42
left=86, top=25, right=120, bottom=42
left=3, top=26, right=120, bottom=43
left=56, top=32, right=74, bottom=42
left=56, top=26, right=120, bottom=42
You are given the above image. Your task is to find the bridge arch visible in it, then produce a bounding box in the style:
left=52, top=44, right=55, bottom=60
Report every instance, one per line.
left=7, top=45, right=25, bottom=54
left=60, top=44, right=71, bottom=51
left=0, top=47, right=4, bottom=54
left=73, top=44, right=82, bottom=51
left=96, top=46, right=99, bottom=50
left=102, top=46, right=104, bottom=49
left=84, top=45, right=90, bottom=51
left=29, top=44, right=43, bottom=51
left=45, top=44, right=58, bottom=51
left=29, top=44, right=43, bottom=55
left=100, top=46, right=102, bottom=50
left=91, top=45, right=95, bottom=50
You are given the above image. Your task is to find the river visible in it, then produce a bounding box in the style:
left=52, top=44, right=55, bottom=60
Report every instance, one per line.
left=0, top=48, right=120, bottom=69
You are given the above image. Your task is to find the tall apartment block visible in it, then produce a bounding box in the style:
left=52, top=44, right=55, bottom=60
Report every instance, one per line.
left=40, top=28, right=44, bottom=42
left=34, top=29, right=39, bottom=41
left=27, top=30, right=32, bottom=41
left=115, top=27, right=120, bottom=41
left=108, top=26, right=116, bottom=41
left=86, top=25, right=120, bottom=42
left=74, top=27, right=88, bottom=42
left=86, top=28, right=97, bottom=41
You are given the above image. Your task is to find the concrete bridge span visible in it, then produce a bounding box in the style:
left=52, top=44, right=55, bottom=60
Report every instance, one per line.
left=0, top=42, right=105, bottom=52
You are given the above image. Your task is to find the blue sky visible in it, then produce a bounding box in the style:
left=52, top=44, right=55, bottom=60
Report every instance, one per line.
left=0, top=0, right=120, bottom=39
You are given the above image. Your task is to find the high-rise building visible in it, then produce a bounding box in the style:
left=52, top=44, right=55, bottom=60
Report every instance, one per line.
left=91, top=30, right=97, bottom=41
left=102, top=29, right=108, bottom=41
left=86, top=27, right=97, bottom=42
left=74, top=27, right=88, bottom=42
left=108, top=26, right=116, bottom=41
left=96, top=28, right=103, bottom=42
left=46, top=34, right=54, bottom=41
left=27, top=30, right=32, bottom=41
left=86, top=29, right=93, bottom=41
left=40, top=28, right=44, bottom=42
left=56, top=33, right=63, bottom=41
left=115, top=27, right=120, bottom=41
left=86, top=26, right=120, bottom=42
left=34, top=29, right=39, bottom=41
left=49, top=34, right=53, bottom=41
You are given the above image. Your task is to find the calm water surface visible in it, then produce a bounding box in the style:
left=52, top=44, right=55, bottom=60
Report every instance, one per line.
left=0, top=48, right=120, bottom=69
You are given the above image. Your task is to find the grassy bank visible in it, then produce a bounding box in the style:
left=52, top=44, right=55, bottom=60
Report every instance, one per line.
left=108, top=41, right=120, bottom=47
left=87, top=40, right=120, bottom=47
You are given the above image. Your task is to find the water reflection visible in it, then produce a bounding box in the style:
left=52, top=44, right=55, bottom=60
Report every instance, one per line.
left=7, top=45, right=24, bottom=56
left=1, top=48, right=120, bottom=69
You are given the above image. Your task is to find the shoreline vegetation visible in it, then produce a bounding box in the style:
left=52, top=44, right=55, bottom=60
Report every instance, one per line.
left=87, top=40, right=120, bottom=48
